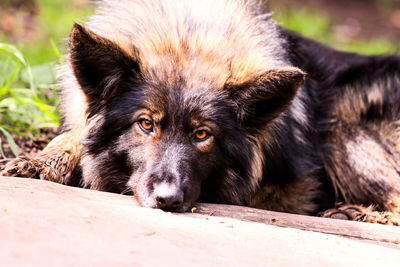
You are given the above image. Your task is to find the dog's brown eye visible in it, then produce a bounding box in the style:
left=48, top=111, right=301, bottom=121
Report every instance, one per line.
left=139, top=119, right=153, bottom=132
left=194, top=130, right=209, bottom=141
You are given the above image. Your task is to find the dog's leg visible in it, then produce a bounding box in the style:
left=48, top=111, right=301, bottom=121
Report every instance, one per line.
left=321, top=122, right=400, bottom=226
left=320, top=204, right=400, bottom=226
left=1, top=130, right=81, bottom=185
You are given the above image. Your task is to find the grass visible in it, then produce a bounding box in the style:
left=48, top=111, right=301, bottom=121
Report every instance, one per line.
left=0, top=43, right=59, bottom=158
left=0, top=0, right=93, bottom=65
left=0, top=0, right=92, bottom=158
left=22, top=0, right=93, bottom=64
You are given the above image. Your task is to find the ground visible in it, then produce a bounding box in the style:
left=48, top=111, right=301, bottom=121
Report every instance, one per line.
left=0, top=128, right=57, bottom=161
left=1, top=177, right=399, bottom=266
left=0, top=2, right=399, bottom=264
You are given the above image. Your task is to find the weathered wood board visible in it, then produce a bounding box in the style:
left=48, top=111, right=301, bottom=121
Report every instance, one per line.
left=0, top=176, right=399, bottom=266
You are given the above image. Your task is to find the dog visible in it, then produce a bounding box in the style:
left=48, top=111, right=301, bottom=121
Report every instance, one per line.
left=2, top=0, right=400, bottom=224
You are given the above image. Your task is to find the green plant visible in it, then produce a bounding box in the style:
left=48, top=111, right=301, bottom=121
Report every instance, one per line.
left=0, top=43, right=59, bottom=158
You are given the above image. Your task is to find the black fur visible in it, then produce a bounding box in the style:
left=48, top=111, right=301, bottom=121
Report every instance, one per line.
left=285, top=29, right=400, bottom=211
left=4, top=2, right=399, bottom=217
left=67, top=24, right=400, bottom=214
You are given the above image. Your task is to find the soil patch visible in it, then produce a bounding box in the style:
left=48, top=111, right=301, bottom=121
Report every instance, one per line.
left=0, top=128, right=58, bottom=168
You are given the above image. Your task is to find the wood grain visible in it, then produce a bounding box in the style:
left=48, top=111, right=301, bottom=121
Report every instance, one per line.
left=192, top=203, right=400, bottom=245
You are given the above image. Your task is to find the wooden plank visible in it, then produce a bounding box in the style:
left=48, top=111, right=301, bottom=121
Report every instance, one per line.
left=192, top=203, right=400, bottom=245
left=1, top=176, right=400, bottom=267
left=2, top=176, right=400, bottom=245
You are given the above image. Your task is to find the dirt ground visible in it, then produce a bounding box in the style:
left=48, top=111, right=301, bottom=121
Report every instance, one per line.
left=0, top=128, right=58, bottom=166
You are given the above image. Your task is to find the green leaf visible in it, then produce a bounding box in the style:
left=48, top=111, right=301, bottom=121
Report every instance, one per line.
left=0, top=126, right=18, bottom=157
left=3, top=63, right=21, bottom=90
left=0, top=138, right=6, bottom=159
left=21, top=63, right=56, bottom=86
left=0, top=43, right=26, bottom=66
left=50, top=39, right=62, bottom=60
left=32, top=122, right=59, bottom=129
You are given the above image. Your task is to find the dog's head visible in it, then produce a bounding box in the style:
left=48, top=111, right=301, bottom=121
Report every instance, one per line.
left=68, top=24, right=304, bottom=211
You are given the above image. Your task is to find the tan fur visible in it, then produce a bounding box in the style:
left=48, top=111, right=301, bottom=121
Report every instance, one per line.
left=344, top=135, right=400, bottom=212
left=1, top=129, right=82, bottom=185
left=60, top=0, right=289, bottom=131
left=248, top=138, right=265, bottom=192
left=321, top=204, right=400, bottom=225
left=57, top=0, right=300, bottom=202
left=333, top=79, right=393, bottom=125
left=58, top=60, right=89, bottom=131
left=40, top=130, right=82, bottom=184
left=4, top=0, right=317, bottom=215
left=2, top=0, right=399, bottom=222
left=250, top=176, right=320, bottom=215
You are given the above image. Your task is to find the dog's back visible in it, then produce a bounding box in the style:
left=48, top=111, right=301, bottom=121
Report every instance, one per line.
left=285, top=30, right=400, bottom=214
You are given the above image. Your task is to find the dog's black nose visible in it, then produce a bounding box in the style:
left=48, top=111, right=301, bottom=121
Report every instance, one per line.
left=155, top=191, right=183, bottom=211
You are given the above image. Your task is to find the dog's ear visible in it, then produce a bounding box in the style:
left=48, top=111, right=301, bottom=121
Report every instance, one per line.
left=228, top=67, right=305, bottom=127
left=69, top=23, right=141, bottom=103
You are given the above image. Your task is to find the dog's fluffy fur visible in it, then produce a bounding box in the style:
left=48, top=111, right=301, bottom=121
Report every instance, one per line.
left=3, top=0, right=400, bottom=218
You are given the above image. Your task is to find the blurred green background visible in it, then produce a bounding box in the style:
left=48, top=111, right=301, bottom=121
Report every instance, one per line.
left=1, top=0, right=399, bottom=65
left=0, top=0, right=399, bottom=158
left=0, top=0, right=93, bottom=157
left=0, top=0, right=93, bottom=64
left=269, top=0, right=400, bottom=54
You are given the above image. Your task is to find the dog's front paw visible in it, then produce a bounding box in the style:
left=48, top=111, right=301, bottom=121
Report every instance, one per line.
left=320, top=204, right=400, bottom=226
left=1, top=157, right=40, bottom=178
left=1, top=157, right=57, bottom=181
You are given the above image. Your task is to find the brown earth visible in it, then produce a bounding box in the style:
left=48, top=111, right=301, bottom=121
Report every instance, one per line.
left=0, top=128, right=58, bottom=169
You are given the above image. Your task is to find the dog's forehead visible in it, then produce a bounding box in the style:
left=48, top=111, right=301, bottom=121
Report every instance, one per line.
left=143, top=55, right=230, bottom=90
left=85, top=0, right=289, bottom=89
left=143, top=83, right=226, bottom=122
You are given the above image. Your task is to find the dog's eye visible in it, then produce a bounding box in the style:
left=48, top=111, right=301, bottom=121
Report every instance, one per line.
left=139, top=119, right=153, bottom=133
left=194, top=130, right=209, bottom=141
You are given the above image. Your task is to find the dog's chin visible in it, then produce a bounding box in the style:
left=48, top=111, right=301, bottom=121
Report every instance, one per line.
left=133, top=193, right=194, bottom=212
left=143, top=200, right=194, bottom=213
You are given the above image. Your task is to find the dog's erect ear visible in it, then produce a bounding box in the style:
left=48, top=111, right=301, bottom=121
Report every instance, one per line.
left=69, top=23, right=141, bottom=103
left=228, top=67, right=305, bottom=127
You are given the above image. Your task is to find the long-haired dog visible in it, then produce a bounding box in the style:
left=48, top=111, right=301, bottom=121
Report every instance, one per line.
left=3, top=0, right=400, bottom=224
